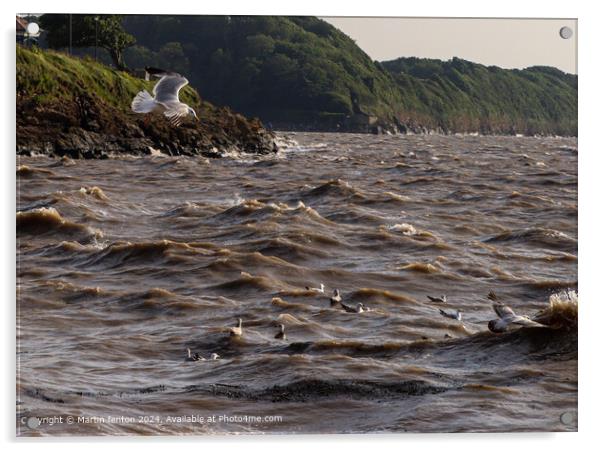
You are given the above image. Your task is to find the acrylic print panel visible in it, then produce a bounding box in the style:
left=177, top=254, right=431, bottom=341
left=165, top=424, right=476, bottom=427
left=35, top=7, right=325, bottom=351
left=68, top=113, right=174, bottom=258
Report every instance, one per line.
left=16, top=15, right=577, bottom=435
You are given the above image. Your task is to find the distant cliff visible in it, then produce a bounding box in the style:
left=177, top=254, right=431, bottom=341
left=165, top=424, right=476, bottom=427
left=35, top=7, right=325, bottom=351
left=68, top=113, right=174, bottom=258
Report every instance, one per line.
left=16, top=46, right=278, bottom=158
left=116, top=15, right=577, bottom=136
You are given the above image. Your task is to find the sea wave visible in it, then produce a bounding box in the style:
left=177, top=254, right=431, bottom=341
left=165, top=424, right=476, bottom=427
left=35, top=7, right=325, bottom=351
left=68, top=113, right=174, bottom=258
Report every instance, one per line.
left=484, top=227, right=576, bottom=251
left=16, top=207, right=102, bottom=241
left=303, top=179, right=366, bottom=200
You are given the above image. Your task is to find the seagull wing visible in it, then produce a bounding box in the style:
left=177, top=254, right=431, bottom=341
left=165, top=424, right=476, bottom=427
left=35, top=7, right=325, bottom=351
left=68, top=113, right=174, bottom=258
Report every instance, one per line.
left=427, top=295, right=441, bottom=303
left=153, top=74, right=189, bottom=104
left=163, top=103, right=189, bottom=127
left=493, top=303, right=516, bottom=319
left=145, top=66, right=178, bottom=78
left=341, top=303, right=355, bottom=313
left=510, top=315, right=545, bottom=327
left=487, top=291, right=499, bottom=302
left=439, top=309, right=452, bottom=319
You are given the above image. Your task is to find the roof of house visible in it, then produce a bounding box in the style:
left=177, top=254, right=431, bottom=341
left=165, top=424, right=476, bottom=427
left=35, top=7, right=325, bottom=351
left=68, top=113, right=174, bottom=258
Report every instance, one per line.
left=16, top=16, right=28, bottom=32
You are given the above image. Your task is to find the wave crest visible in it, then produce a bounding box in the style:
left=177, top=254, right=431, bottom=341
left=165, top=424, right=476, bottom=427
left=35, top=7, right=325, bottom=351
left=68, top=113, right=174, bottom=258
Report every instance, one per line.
left=16, top=207, right=102, bottom=241
left=533, top=290, right=578, bottom=330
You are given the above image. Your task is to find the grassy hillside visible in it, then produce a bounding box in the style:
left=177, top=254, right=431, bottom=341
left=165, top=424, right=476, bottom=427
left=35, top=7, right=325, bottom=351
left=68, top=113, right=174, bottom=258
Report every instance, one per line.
left=17, top=45, right=199, bottom=114
left=382, top=57, right=577, bottom=136
left=16, top=46, right=276, bottom=157
left=39, top=14, right=578, bottom=136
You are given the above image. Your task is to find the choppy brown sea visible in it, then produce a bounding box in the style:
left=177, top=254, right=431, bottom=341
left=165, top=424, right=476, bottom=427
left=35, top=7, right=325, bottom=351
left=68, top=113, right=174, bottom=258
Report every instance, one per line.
left=16, top=132, right=578, bottom=435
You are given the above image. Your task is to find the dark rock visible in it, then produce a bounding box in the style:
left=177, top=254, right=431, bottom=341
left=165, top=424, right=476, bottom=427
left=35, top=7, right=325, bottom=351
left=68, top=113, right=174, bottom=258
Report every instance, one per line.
left=17, top=96, right=279, bottom=159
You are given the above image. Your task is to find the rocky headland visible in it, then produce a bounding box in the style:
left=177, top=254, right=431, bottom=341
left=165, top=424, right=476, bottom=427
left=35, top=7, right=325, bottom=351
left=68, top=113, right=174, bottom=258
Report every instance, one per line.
left=17, top=46, right=279, bottom=159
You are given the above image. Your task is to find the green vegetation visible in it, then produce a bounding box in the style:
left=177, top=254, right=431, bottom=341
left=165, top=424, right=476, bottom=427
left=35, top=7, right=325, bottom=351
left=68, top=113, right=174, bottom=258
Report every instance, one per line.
left=16, top=45, right=199, bottom=110
left=37, top=14, right=577, bottom=135
left=382, top=57, right=577, bottom=135
left=121, top=15, right=403, bottom=125
left=39, top=14, right=136, bottom=69
left=17, top=45, right=277, bottom=157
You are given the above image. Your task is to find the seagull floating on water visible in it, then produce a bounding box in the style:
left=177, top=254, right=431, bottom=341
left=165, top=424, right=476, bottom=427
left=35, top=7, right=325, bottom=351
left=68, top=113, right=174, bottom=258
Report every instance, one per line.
left=439, top=308, right=462, bottom=321
left=186, top=348, right=201, bottom=361
left=186, top=349, right=220, bottom=361
left=229, top=318, right=243, bottom=337
left=274, top=324, right=286, bottom=340
left=427, top=295, right=447, bottom=303
left=342, top=302, right=367, bottom=313
left=131, top=67, right=198, bottom=126
left=330, top=289, right=342, bottom=306
left=305, top=283, right=325, bottom=293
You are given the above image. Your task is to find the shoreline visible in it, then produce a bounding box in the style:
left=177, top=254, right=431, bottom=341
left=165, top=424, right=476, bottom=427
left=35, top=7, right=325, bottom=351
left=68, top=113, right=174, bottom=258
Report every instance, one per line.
left=273, top=129, right=578, bottom=139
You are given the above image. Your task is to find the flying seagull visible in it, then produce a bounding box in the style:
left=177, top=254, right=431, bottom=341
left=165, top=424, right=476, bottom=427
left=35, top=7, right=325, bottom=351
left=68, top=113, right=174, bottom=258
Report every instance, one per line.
left=131, top=67, right=198, bottom=126
left=488, top=302, right=544, bottom=333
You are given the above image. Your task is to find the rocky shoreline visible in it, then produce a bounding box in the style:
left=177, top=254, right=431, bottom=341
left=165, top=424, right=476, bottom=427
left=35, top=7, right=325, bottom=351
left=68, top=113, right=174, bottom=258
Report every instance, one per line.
left=16, top=47, right=279, bottom=159
left=17, top=102, right=279, bottom=159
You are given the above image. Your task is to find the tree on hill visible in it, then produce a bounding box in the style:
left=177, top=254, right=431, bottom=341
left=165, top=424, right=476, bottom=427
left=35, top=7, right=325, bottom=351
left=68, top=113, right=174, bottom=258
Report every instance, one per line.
left=120, top=15, right=402, bottom=124
left=39, top=14, right=135, bottom=70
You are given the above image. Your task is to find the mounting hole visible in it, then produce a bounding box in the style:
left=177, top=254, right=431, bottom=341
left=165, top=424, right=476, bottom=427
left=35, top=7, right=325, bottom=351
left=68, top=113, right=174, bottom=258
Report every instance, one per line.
left=559, top=27, right=573, bottom=39
left=560, top=411, right=575, bottom=425
left=26, top=417, right=40, bottom=429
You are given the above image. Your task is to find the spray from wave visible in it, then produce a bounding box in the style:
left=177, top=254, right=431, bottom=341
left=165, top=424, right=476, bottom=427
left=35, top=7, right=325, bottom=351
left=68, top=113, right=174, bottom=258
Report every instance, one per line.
left=533, top=290, right=578, bottom=330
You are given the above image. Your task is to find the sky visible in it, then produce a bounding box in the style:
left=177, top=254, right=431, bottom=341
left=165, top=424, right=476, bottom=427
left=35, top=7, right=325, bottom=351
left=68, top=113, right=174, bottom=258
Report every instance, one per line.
left=322, top=17, right=577, bottom=74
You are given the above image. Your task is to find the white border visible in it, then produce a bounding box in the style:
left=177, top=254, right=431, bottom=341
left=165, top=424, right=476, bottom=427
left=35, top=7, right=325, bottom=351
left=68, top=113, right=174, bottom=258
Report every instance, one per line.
left=3, top=1, right=601, bottom=450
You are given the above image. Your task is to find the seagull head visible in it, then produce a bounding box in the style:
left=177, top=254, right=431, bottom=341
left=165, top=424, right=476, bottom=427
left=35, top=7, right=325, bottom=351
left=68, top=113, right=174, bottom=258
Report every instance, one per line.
left=188, top=107, right=198, bottom=120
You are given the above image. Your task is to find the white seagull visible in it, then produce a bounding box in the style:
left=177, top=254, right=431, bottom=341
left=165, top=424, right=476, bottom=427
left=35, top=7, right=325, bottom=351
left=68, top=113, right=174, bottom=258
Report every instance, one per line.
left=439, top=308, right=462, bottom=321
left=305, top=283, right=325, bottom=294
left=274, top=324, right=286, bottom=340
left=131, top=67, right=198, bottom=126
left=330, top=289, right=342, bottom=306
left=488, top=302, right=544, bottom=333
left=185, top=349, right=220, bottom=361
left=342, top=302, right=367, bottom=313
